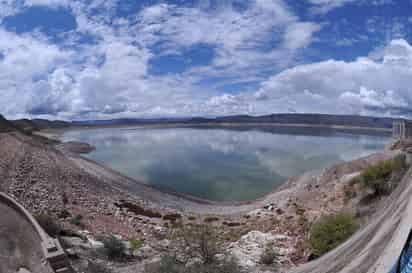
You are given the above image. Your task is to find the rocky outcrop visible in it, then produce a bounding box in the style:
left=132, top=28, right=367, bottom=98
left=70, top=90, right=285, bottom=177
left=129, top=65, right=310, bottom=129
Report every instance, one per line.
left=229, top=231, right=293, bottom=269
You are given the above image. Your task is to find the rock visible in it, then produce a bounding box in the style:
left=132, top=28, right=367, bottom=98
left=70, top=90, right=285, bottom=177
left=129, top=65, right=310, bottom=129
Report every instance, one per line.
left=61, top=236, right=90, bottom=249
left=133, top=245, right=157, bottom=259
left=86, top=235, right=104, bottom=249
left=229, top=231, right=292, bottom=269
left=66, top=248, right=80, bottom=259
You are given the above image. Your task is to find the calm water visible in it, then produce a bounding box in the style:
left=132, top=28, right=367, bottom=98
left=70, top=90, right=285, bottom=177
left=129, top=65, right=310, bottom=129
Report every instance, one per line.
left=63, top=127, right=389, bottom=201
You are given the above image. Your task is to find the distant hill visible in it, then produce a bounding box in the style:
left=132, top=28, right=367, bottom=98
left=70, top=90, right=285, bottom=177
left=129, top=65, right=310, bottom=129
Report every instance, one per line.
left=11, top=118, right=71, bottom=133
left=0, top=113, right=404, bottom=133
left=73, top=114, right=399, bottom=130
left=0, top=115, right=16, bottom=132
left=212, top=114, right=397, bottom=129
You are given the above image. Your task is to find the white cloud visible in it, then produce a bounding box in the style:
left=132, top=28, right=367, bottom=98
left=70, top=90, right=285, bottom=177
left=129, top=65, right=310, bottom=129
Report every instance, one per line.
left=254, top=39, right=412, bottom=117
left=134, top=1, right=321, bottom=81
left=24, top=0, right=70, bottom=8
left=307, top=0, right=356, bottom=13
left=4, top=0, right=411, bottom=120
left=0, top=0, right=325, bottom=119
left=283, top=22, right=322, bottom=50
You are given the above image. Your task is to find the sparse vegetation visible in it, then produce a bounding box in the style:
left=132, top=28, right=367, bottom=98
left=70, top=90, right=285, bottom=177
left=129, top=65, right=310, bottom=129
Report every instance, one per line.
left=260, top=244, right=279, bottom=266
left=69, top=214, right=85, bottom=227
left=163, top=213, right=182, bottom=222
left=359, top=155, right=407, bottom=196
left=102, top=235, right=126, bottom=260
left=145, top=224, right=242, bottom=273
left=34, top=213, right=61, bottom=237
left=309, top=213, right=358, bottom=258
left=129, top=238, right=144, bottom=251
left=174, top=224, right=222, bottom=264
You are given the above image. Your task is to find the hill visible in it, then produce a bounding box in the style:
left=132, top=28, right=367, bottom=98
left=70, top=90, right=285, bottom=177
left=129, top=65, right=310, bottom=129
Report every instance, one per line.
left=12, top=118, right=71, bottom=133
left=73, top=113, right=399, bottom=129
left=0, top=115, right=16, bottom=132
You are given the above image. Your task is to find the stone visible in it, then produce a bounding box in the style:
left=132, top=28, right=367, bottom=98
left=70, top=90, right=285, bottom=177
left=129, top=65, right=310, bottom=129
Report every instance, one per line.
left=228, top=231, right=291, bottom=269
left=133, top=245, right=157, bottom=259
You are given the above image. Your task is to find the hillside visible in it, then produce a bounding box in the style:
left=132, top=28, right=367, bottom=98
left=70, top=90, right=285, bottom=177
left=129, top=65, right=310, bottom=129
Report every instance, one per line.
left=11, top=118, right=71, bottom=133
left=0, top=114, right=16, bottom=132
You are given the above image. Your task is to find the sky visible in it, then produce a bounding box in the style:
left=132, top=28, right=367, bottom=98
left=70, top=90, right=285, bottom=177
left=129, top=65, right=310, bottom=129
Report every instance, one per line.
left=1, top=0, right=412, bottom=120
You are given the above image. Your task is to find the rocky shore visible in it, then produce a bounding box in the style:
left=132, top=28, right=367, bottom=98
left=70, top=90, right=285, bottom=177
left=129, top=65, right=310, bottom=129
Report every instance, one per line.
left=0, top=130, right=404, bottom=272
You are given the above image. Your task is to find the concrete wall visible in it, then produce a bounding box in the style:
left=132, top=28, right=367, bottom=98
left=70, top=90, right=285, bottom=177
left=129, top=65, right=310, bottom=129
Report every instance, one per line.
left=0, top=192, right=73, bottom=273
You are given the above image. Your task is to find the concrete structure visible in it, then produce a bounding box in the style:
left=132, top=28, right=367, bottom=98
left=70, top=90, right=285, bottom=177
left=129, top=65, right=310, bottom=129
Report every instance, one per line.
left=393, top=120, right=412, bottom=140
left=0, top=192, right=73, bottom=273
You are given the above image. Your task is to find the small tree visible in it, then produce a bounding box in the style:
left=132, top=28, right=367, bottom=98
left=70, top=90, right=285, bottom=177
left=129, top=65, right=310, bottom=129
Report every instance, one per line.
left=173, top=224, right=222, bottom=264
left=309, top=213, right=358, bottom=258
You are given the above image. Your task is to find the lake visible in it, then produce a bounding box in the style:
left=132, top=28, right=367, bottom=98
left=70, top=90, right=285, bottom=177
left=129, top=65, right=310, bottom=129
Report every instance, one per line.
left=63, top=126, right=389, bottom=201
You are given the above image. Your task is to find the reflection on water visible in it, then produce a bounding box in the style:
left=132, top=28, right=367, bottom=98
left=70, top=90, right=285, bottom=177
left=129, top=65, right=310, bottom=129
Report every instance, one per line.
left=63, top=127, right=389, bottom=201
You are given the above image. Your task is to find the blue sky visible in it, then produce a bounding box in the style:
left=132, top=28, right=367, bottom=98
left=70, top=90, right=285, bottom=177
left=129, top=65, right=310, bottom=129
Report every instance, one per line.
left=1, top=0, right=412, bottom=120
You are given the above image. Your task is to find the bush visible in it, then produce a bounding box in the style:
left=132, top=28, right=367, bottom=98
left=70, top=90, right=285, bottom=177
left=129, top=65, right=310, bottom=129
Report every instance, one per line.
left=309, top=213, right=358, bottom=258
left=360, top=155, right=406, bottom=196
left=173, top=224, right=222, bottom=264
left=145, top=224, right=242, bottom=273
left=103, top=235, right=126, bottom=260
left=69, top=214, right=84, bottom=227
left=129, top=238, right=144, bottom=251
left=260, top=245, right=279, bottom=266
left=34, top=213, right=61, bottom=237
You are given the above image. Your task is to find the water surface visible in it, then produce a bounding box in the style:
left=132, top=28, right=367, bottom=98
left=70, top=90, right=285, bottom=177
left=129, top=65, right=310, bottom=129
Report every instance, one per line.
left=63, top=126, right=389, bottom=201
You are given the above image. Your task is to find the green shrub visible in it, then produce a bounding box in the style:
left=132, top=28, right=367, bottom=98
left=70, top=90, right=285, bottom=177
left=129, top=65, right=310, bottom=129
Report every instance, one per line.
left=129, top=238, right=144, bottom=251
left=103, top=235, right=126, bottom=260
left=34, top=213, right=61, bottom=237
left=309, top=213, right=358, bottom=258
left=360, top=155, right=406, bottom=196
